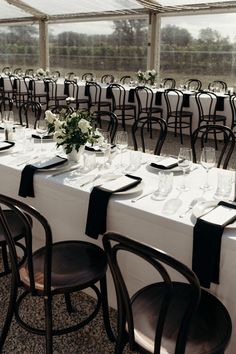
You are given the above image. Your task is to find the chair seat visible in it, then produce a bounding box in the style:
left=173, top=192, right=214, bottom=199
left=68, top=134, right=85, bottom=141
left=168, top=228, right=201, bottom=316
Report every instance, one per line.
left=0, top=210, right=28, bottom=244
left=116, top=104, right=135, bottom=111
left=19, top=241, right=107, bottom=292
left=170, top=111, right=193, bottom=117
left=132, top=282, right=231, bottom=354
left=151, top=107, right=163, bottom=113
left=201, top=114, right=226, bottom=122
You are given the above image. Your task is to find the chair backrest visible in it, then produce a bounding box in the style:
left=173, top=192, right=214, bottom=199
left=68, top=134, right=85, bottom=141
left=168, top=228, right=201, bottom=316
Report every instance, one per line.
left=191, top=124, right=235, bottom=169
left=101, top=74, right=114, bottom=84
left=13, top=67, right=23, bottom=75
left=0, top=193, right=53, bottom=296
left=161, top=77, right=176, bottom=89
left=66, top=72, right=76, bottom=80
left=102, top=232, right=201, bottom=354
left=135, top=86, right=154, bottom=116
left=9, top=75, right=27, bottom=94
left=47, top=104, right=74, bottom=117
left=43, top=78, right=55, bottom=99
left=208, top=80, right=227, bottom=92
left=51, top=70, right=60, bottom=79
left=184, top=79, right=202, bottom=91
left=91, top=111, right=118, bottom=143
left=25, top=68, right=34, bottom=76
left=230, top=94, right=236, bottom=129
left=140, top=116, right=167, bottom=154
left=85, top=81, right=102, bottom=108
left=120, top=75, right=133, bottom=85
left=63, top=79, right=78, bottom=98
left=164, top=88, right=184, bottom=115
left=0, top=97, right=13, bottom=113
left=19, top=101, right=42, bottom=128
left=195, top=91, right=218, bottom=119
left=108, top=83, right=126, bottom=111
left=2, top=66, right=11, bottom=75
left=82, top=72, right=94, bottom=81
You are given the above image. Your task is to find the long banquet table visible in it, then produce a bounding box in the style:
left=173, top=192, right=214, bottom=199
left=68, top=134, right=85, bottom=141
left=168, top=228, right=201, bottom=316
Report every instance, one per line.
left=0, top=138, right=235, bottom=353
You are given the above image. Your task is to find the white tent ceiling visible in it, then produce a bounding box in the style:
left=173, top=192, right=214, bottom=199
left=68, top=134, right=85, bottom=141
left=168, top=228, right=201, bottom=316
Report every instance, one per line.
left=1, top=0, right=236, bottom=24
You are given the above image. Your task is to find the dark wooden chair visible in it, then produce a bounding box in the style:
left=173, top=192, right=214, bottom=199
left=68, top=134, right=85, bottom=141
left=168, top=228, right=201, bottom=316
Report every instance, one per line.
left=230, top=94, right=236, bottom=130
left=0, top=194, right=114, bottom=354
left=2, top=66, right=11, bottom=75
left=19, top=101, right=42, bottom=128
left=109, top=83, right=136, bottom=131
left=191, top=124, right=235, bottom=169
left=91, top=111, right=118, bottom=143
left=103, top=232, right=232, bottom=354
left=164, top=88, right=193, bottom=144
left=184, top=79, right=202, bottom=91
left=160, top=77, right=176, bottom=89
left=25, top=68, right=34, bottom=76
left=47, top=104, right=74, bottom=117
left=63, top=79, right=90, bottom=110
left=0, top=96, right=13, bottom=113
left=24, top=77, right=49, bottom=108
left=82, top=72, right=94, bottom=81
left=101, top=74, right=114, bottom=84
left=120, top=75, right=133, bottom=85
left=208, top=80, right=227, bottom=92
left=9, top=75, right=28, bottom=107
left=86, top=81, right=111, bottom=113
left=132, top=116, right=167, bottom=154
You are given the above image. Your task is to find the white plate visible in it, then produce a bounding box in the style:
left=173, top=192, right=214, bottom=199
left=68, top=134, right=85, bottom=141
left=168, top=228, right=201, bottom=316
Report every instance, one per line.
left=35, top=159, right=69, bottom=172
left=146, top=164, right=183, bottom=174
left=115, top=181, right=143, bottom=196
left=192, top=200, right=236, bottom=228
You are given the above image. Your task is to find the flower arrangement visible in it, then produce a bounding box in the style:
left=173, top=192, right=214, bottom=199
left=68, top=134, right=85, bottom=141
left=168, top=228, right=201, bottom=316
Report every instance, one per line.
left=136, top=69, right=157, bottom=85
left=36, top=68, right=50, bottom=78
left=45, top=110, right=100, bottom=154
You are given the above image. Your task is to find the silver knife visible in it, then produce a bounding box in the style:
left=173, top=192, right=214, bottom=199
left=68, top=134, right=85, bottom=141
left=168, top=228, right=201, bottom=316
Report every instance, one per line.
left=131, top=190, right=155, bottom=203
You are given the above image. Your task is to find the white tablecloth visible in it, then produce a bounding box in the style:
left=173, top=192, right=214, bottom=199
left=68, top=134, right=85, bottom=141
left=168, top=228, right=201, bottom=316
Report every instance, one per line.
left=0, top=139, right=235, bottom=353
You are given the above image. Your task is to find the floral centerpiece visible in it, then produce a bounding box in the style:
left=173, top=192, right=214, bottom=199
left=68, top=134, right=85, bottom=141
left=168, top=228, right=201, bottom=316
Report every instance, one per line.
left=45, top=109, right=100, bottom=159
left=136, top=69, right=157, bottom=85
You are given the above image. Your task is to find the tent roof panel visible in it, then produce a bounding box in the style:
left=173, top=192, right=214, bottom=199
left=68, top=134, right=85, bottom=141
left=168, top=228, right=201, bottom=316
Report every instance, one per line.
left=0, top=0, right=33, bottom=19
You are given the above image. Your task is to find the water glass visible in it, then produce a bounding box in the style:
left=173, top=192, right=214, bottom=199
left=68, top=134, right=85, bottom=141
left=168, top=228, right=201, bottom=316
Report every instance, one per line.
left=200, top=147, right=216, bottom=190
left=215, top=170, right=233, bottom=200
left=83, top=152, right=97, bottom=172
left=152, top=171, right=173, bottom=200
left=178, top=147, right=193, bottom=191
left=128, top=151, right=142, bottom=172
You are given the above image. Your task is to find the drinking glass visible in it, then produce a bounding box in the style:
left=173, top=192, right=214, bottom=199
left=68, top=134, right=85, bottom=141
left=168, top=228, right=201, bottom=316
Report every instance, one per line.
left=200, top=147, right=216, bottom=190
left=35, top=119, right=48, bottom=153
left=98, top=131, right=112, bottom=169
left=178, top=147, right=193, bottom=191
left=114, top=131, right=128, bottom=169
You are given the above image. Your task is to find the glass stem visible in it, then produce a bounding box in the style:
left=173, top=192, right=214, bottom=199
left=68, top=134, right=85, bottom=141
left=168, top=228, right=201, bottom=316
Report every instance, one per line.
left=182, top=170, right=186, bottom=189
left=205, top=169, right=209, bottom=188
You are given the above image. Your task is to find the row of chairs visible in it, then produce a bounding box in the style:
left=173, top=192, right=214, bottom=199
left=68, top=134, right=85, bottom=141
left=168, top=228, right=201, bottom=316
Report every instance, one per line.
left=0, top=192, right=232, bottom=353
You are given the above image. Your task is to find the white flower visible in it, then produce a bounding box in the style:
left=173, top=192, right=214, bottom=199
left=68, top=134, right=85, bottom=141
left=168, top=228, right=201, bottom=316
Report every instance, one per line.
left=54, top=118, right=62, bottom=131
left=36, top=68, right=45, bottom=76
left=78, top=118, right=91, bottom=134
left=53, top=130, right=65, bottom=144
left=95, top=129, right=105, bottom=145
left=151, top=69, right=157, bottom=76
left=45, top=110, right=57, bottom=124
left=66, top=97, right=75, bottom=102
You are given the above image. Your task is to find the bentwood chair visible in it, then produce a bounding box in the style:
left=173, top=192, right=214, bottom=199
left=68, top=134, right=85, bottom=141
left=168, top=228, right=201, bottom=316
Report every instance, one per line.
left=184, top=79, right=202, bottom=91
left=19, top=101, right=42, bottom=128
left=66, top=72, right=77, bottom=80
left=63, top=79, right=90, bottom=110
left=24, top=77, right=49, bottom=107
left=0, top=194, right=114, bottom=354
left=2, top=66, right=11, bottom=75
left=47, top=104, right=74, bottom=117
left=9, top=75, right=28, bottom=107
left=164, top=88, right=193, bottom=144
left=0, top=96, right=13, bottom=113
left=82, top=72, right=94, bottom=81
left=13, top=67, right=23, bottom=76
left=86, top=81, right=111, bottom=114
left=132, top=115, right=167, bottom=154
left=195, top=91, right=227, bottom=149
left=25, top=68, right=34, bottom=76
left=91, top=111, right=118, bottom=143
left=109, top=83, right=136, bottom=130
left=160, top=77, right=176, bottom=89
left=120, top=75, right=133, bottom=85
left=208, top=80, right=227, bottom=92
left=101, top=74, right=115, bottom=84
left=230, top=94, right=236, bottom=131
left=191, top=124, right=235, bottom=169
left=103, top=232, right=232, bottom=354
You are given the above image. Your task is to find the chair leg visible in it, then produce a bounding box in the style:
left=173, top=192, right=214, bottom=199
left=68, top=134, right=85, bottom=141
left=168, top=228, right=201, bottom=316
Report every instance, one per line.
left=64, top=293, right=76, bottom=314
left=1, top=244, right=10, bottom=274
left=0, top=276, right=18, bottom=353
left=100, top=277, right=115, bottom=342
left=44, top=295, right=53, bottom=354
left=131, top=121, right=138, bottom=151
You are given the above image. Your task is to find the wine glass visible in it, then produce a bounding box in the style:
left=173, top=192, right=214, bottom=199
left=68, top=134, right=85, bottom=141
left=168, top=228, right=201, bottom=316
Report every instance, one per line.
left=114, top=131, right=128, bottom=169
left=178, top=147, right=193, bottom=191
left=35, top=119, right=48, bottom=153
left=200, top=147, right=216, bottom=190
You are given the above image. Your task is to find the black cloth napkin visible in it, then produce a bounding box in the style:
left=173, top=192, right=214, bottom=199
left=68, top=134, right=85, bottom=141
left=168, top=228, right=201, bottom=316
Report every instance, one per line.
left=13, top=79, right=17, bottom=90
left=106, top=86, right=112, bottom=99
left=182, top=93, right=191, bottom=107
left=18, top=156, right=67, bottom=198
left=64, top=82, right=70, bottom=95
left=84, top=83, right=90, bottom=97
left=85, top=174, right=142, bottom=239
left=31, top=134, right=53, bottom=140
left=150, top=161, right=178, bottom=170
left=44, top=81, right=49, bottom=93
left=216, top=96, right=225, bottom=111
left=85, top=144, right=115, bottom=153
left=192, top=201, right=236, bottom=288
left=155, top=92, right=162, bottom=106
left=0, top=141, right=14, bottom=151
left=128, top=89, right=135, bottom=103
left=28, top=79, right=33, bottom=91
left=0, top=77, right=4, bottom=88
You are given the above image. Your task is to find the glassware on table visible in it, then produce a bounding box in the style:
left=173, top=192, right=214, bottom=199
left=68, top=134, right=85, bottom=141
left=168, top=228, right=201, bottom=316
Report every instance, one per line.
left=200, top=147, right=216, bottom=190
left=114, top=131, right=128, bottom=169
left=152, top=171, right=173, bottom=200
left=177, top=147, right=193, bottom=191
left=35, top=119, right=48, bottom=153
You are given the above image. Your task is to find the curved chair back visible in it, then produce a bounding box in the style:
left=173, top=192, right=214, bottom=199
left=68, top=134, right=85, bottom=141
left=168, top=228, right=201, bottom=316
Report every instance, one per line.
left=51, top=70, right=61, bottom=79
left=25, top=68, right=34, bottom=76
left=191, top=124, right=235, bottom=169
left=195, top=91, right=218, bottom=120
left=120, top=75, right=133, bottom=85
left=19, top=101, right=42, bottom=128
left=103, top=232, right=201, bottom=354
left=108, top=83, right=127, bottom=111
left=164, top=88, right=184, bottom=115
left=184, top=79, right=202, bottom=91
left=135, top=86, right=154, bottom=117
left=101, top=74, right=114, bottom=84
left=66, top=72, right=76, bottom=80
left=230, top=94, right=236, bottom=129
left=161, top=77, right=176, bottom=89
left=208, top=80, right=227, bottom=92
left=85, top=81, right=102, bottom=108
left=91, top=111, right=118, bottom=143
left=13, top=68, right=23, bottom=76
left=2, top=66, right=11, bottom=75
left=82, top=72, right=94, bottom=81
